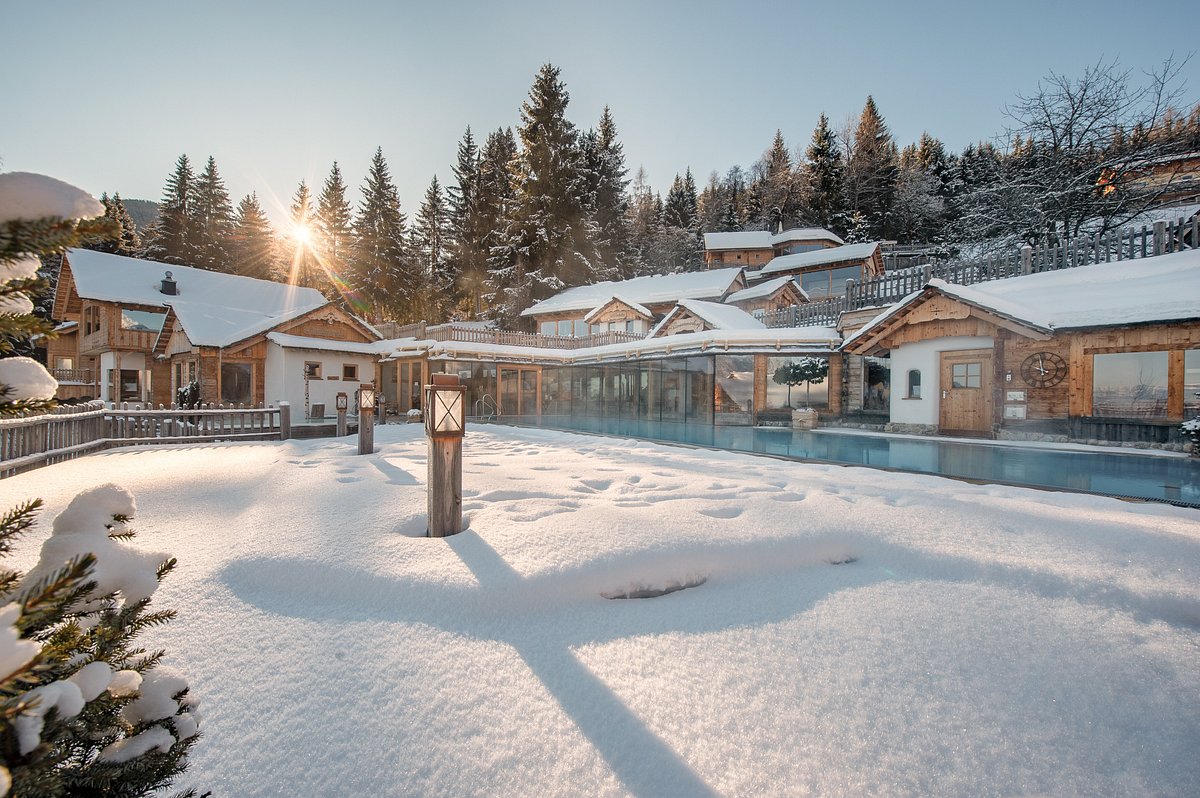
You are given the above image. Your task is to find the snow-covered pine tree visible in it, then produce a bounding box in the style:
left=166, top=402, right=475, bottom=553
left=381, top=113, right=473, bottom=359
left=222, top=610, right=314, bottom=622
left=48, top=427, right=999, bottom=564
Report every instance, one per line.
left=352, top=148, right=415, bottom=322
left=804, top=113, right=847, bottom=234
left=492, top=64, right=600, bottom=327
left=142, top=155, right=195, bottom=266
left=412, top=176, right=453, bottom=322
left=447, top=128, right=487, bottom=318
left=314, top=162, right=354, bottom=295
left=477, top=128, right=519, bottom=320
left=86, top=194, right=141, bottom=257
left=189, top=157, right=235, bottom=272
left=892, top=144, right=945, bottom=244
left=0, top=171, right=201, bottom=797
left=759, top=130, right=803, bottom=231
left=229, top=192, right=277, bottom=281
left=587, top=107, right=632, bottom=280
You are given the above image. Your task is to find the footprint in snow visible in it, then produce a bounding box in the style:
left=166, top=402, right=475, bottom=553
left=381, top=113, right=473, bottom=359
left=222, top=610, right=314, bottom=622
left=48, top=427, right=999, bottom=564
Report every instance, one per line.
left=336, top=476, right=361, bottom=484
left=771, top=493, right=806, bottom=503
left=698, top=506, right=743, bottom=519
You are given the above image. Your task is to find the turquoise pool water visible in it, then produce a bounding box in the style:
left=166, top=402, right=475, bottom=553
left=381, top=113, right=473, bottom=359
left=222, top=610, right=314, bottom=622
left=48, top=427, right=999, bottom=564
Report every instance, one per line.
left=497, top=415, right=1200, bottom=508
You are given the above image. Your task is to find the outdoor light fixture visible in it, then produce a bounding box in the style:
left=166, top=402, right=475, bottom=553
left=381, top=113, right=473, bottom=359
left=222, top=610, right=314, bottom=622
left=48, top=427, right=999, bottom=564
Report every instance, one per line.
left=359, top=383, right=375, bottom=412
left=336, top=392, right=349, bottom=411
left=424, top=373, right=466, bottom=439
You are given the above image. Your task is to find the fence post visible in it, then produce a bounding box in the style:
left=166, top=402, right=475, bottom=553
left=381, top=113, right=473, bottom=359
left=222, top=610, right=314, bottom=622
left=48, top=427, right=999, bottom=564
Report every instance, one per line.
left=1019, top=244, right=1032, bottom=275
left=1153, top=220, right=1166, bottom=256
left=921, top=263, right=932, bottom=284
left=279, top=401, right=291, bottom=440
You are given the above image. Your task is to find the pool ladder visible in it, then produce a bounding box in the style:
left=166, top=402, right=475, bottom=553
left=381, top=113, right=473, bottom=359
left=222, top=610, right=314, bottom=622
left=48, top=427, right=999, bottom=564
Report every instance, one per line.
left=474, top=394, right=497, bottom=422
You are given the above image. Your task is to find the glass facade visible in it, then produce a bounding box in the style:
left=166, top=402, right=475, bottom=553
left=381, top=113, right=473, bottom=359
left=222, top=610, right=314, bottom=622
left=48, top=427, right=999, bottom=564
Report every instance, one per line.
left=1186, top=349, right=1199, bottom=420
left=862, top=357, right=891, bottom=412
left=800, top=266, right=862, bottom=298
left=1092, top=351, right=1169, bottom=418
left=765, top=356, right=829, bottom=410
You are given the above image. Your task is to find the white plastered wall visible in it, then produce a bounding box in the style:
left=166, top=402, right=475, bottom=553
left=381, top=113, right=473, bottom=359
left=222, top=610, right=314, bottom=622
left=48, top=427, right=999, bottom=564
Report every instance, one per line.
left=889, top=336, right=993, bottom=425
left=265, top=344, right=380, bottom=417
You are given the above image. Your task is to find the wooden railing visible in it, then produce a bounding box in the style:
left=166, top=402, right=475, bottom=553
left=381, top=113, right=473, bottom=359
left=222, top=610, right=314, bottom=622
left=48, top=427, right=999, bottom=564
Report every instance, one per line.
left=0, top=401, right=292, bottom=477
left=765, top=215, right=1200, bottom=328
left=50, top=368, right=93, bottom=384
left=393, top=322, right=643, bottom=350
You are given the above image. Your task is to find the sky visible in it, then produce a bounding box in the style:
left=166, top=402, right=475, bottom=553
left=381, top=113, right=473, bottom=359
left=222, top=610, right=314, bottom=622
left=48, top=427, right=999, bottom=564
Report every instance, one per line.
left=2, top=0, right=1197, bottom=226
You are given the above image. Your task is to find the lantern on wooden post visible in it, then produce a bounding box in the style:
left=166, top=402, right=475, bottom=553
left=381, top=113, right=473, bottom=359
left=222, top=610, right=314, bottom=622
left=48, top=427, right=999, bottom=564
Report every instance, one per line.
left=424, top=373, right=466, bottom=537
left=335, top=391, right=349, bottom=437
left=358, top=383, right=375, bottom=455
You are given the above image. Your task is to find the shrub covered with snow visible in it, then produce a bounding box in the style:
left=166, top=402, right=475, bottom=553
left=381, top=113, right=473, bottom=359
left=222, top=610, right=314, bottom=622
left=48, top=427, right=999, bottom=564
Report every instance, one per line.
left=0, top=174, right=200, bottom=797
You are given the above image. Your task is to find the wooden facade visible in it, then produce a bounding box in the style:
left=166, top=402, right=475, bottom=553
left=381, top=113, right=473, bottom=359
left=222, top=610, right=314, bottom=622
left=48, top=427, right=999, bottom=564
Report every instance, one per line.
left=843, top=285, right=1200, bottom=444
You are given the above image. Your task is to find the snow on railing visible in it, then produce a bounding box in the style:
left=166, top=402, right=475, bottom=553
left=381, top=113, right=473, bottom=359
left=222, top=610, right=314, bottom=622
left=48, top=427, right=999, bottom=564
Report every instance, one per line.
left=764, top=214, right=1200, bottom=329
left=0, top=401, right=291, bottom=477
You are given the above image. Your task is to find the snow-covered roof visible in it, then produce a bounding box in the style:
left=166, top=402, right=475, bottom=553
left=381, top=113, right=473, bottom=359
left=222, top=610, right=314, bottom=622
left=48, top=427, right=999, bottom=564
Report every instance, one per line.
left=845, top=247, right=1200, bottom=349
left=650, top=299, right=765, bottom=336
left=725, top=276, right=807, bottom=304
left=758, top=242, right=881, bottom=276
left=703, top=227, right=845, bottom=251
left=266, top=332, right=391, bottom=356
left=379, top=324, right=838, bottom=366
left=582, top=295, right=654, bottom=324
left=519, top=268, right=744, bottom=317
left=64, top=249, right=329, bottom=347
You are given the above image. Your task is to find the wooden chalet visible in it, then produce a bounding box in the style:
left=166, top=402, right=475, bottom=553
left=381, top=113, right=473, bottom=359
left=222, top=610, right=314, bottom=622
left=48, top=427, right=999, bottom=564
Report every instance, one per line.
left=842, top=249, right=1200, bottom=446
left=724, top=276, right=807, bottom=319
left=754, top=242, right=885, bottom=299
left=703, top=227, right=844, bottom=269
left=51, top=249, right=380, bottom=412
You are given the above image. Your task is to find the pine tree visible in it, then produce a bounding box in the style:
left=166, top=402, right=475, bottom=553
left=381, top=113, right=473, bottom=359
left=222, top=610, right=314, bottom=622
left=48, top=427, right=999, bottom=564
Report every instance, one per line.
left=190, top=156, right=235, bottom=272
left=491, top=64, right=599, bottom=326
left=846, top=97, right=899, bottom=239
left=662, top=169, right=698, bottom=230
left=285, top=180, right=327, bottom=293
left=803, top=113, right=847, bottom=232
left=0, top=172, right=200, bottom=797
left=229, top=193, right=277, bottom=281
left=477, top=128, right=519, bottom=318
left=412, top=175, right=452, bottom=322
left=143, top=155, right=194, bottom=265
left=352, top=147, right=414, bottom=322
left=587, top=107, right=632, bottom=280
left=759, top=130, right=801, bottom=231
left=314, top=162, right=354, bottom=293
left=447, top=128, right=487, bottom=317
left=86, top=194, right=141, bottom=256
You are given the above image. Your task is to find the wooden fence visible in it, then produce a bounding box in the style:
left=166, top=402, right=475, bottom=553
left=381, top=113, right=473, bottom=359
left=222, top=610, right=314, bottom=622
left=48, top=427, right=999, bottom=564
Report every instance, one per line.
left=0, top=401, right=292, bottom=477
left=765, top=215, right=1200, bottom=328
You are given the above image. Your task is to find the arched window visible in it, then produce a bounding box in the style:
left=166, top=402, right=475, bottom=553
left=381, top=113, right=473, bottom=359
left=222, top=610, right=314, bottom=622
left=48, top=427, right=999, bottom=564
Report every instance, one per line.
left=907, top=369, right=921, bottom=399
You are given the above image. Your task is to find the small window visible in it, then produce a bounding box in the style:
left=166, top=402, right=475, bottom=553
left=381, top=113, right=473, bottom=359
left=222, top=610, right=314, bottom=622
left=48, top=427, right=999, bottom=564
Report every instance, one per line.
left=188, top=361, right=196, bottom=383
left=951, top=362, right=982, bottom=389
left=540, top=321, right=555, bottom=336
left=304, top=361, right=322, bottom=379
left=625, top=319, right=637, bottom=333
left=342, top=363, right=358, bottom=381
left=55, top=356, right=74, bottom=370
left=557, top=319, right=572, bottom=336
left=573, top=319, right=588, bottom=337
left=907, top=369, right=921, bottom=399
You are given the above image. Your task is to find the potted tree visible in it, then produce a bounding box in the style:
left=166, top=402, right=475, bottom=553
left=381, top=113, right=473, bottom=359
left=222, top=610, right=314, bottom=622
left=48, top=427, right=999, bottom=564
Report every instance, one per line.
left=773, top=358, right=829, bottom=430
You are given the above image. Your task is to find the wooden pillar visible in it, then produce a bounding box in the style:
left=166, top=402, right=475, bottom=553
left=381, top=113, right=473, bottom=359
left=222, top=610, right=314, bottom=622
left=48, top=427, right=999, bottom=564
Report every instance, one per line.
left=827, top=354, right=844, bottom=416
left=427, top=437, right=463, bottom=537
left=279, top=402, right=291, bottom=440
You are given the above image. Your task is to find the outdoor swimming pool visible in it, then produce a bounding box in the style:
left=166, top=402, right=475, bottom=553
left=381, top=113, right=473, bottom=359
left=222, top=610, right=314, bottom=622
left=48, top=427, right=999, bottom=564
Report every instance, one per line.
left=498, top=415, right=1200, bottom=507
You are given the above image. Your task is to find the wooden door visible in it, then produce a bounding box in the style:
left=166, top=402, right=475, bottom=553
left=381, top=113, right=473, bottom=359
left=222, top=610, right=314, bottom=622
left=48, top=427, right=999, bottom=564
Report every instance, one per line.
left=939, top=349, right=993, bottom=436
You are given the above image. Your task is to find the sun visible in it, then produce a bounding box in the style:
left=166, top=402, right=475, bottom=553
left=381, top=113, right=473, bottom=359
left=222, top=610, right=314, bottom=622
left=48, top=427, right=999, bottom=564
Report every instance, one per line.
left=292, top=223, right=313, bottom=245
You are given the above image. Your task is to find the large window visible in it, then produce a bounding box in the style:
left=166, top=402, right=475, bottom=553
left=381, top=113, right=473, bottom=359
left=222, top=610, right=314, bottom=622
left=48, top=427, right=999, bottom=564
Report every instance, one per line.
left=766, top=356, right=829, bottom=410
left=863, top=357, right=890, bottom=411
left=715, top=355, right=755, bottom=420
left=800, top=266, right=862, bottom=298
left=120, top=308, right=166, bottom=333
left=1185, top=349, right=1199, bottom=420
left=1092, top=351, right=1169, bottom=418
left=221, top=363, right=253, bottom=405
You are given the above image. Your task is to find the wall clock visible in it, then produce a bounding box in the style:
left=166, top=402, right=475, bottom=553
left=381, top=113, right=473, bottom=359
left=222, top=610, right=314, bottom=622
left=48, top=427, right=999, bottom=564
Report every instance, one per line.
left=1020, top=351, right=1067, bottom=388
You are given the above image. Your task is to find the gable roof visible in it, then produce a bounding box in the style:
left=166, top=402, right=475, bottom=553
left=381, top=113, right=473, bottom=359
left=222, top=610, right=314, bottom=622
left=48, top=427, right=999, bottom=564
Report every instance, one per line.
left=520, top=268, right=745, bottom=317
left=582, top=295, right=654, bottom=324
left=725, top=276, right=808, bottom=304
left=61, top=249, right=329, bottom=347
left=843, top=248, right=1200, bottom=352
left=703, top=228, right=844, bottom=251
left=649, top=299, right=765, bottom=337
left=758, top=241, right=881, bottom=276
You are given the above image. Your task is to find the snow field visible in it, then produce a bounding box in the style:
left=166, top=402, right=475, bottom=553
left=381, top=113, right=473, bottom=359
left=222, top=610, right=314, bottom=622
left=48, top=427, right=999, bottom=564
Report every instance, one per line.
left=3, top=424, right=1198, bottom=797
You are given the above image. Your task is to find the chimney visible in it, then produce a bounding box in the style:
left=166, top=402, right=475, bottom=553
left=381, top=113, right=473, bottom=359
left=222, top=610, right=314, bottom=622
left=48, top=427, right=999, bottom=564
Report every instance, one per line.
left=161, top=271, right=177, bottom=296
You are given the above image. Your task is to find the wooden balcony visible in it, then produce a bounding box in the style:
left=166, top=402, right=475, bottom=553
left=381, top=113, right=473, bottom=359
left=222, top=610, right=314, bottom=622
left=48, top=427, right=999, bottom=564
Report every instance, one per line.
left=390, top=322, right=644, bottom=350
left=50, top=368, right=93, bottom=384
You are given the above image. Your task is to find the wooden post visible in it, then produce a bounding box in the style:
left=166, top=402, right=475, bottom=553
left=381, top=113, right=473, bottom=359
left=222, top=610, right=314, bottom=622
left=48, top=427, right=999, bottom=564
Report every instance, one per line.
left=1153, top=220, right=1166, bottom=256
left=1020, top=244, right=1033, bottom=275
left=425, top=375, right=465, bottom=538
left=336, top=392, right=348, bottom=437
left=279, top=402, right=291, bottom=440
left=358, top=383, right=375, bottom=455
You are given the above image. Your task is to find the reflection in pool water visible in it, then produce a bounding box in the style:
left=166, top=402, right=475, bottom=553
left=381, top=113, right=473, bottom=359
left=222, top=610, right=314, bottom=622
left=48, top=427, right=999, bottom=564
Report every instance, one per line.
left=497, top=415, right=1200, bottom=507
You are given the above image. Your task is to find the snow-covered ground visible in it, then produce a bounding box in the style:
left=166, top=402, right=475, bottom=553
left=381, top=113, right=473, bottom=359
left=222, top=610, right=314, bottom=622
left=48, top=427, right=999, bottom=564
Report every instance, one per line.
left=4, top=425, right=1199, bottom=797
